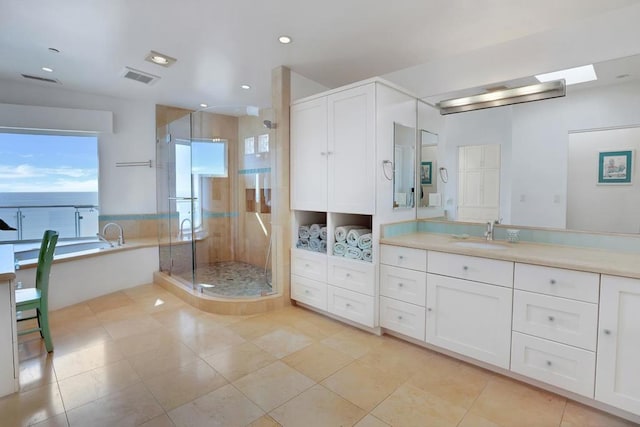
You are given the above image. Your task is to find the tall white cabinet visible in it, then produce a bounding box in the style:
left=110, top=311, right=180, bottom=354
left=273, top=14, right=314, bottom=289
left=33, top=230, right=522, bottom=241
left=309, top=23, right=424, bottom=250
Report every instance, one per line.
left=290, top=79, right=417, bottom=329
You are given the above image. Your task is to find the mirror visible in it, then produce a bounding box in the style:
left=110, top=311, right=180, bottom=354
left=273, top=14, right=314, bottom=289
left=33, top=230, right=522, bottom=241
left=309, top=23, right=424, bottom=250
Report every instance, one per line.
left=419, top=130, right=439, bottom=207
left=418, top=53, right=640, bottom=234
left=392, top=123, right=416, bottom=209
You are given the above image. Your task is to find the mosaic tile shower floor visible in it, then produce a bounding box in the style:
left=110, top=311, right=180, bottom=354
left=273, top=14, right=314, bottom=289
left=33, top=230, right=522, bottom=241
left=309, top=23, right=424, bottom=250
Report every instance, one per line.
left=175, top=261, right=273, bottom=298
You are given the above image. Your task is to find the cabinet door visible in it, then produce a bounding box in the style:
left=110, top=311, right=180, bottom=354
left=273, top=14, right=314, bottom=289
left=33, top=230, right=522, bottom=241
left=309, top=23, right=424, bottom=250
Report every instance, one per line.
left=0, top=281, right=17, bottom=397
left=290, top=97, right=328, bottom=211
left=426, top=274, right=513, bottom=369
left=327, top=84, right=376, bottom=214
left=596, top=275, right=640, bottom=416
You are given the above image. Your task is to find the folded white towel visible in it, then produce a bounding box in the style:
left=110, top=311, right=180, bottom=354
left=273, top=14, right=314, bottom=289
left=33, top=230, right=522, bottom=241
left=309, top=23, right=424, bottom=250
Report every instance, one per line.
left=309, top=238, right=322, bottom=252
left=319, top=240, right=327, bottom=253
left=345, top=246, right=363, bottom=260
left=362, top=249, right=373, bottom=262
left=347, top=228, right=371, bottom=247
left=333, top=242, right=348, bottom=256
left=309, top=223, right=325, bottom=239
left=298, top=225, right=310, bottom=239
left=320, top=226, right=328, bottom=241
left=296, top=238, right=309, bottom=249
left=357, top=233, right=372, bottom=249
left=334, top=225, right=361, bottom=242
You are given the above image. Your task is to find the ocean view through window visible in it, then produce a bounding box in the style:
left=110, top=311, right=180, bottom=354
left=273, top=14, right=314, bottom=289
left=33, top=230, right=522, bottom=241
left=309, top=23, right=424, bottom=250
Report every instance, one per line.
left=0, top=132, right=99, bottom=243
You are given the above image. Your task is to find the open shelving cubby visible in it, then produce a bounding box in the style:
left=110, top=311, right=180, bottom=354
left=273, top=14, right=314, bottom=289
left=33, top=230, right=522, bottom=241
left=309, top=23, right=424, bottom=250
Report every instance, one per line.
left=329, top=212, right=374, bottom=263
left=292, top=210, right=328, bottom=255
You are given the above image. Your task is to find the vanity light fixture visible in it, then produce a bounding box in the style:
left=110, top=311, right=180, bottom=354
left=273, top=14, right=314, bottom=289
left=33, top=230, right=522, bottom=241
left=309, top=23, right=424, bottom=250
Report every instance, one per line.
left=144, top=51, right=177, bottom=68
left=535, top=64, right=597, bottom=86
left=436, top=80, right=566, bottom=115
left=278, top=35, right=292, bottom=44
left=241, top=84, right=251, bottom=90
left=41, top=67, right=53, bottom=73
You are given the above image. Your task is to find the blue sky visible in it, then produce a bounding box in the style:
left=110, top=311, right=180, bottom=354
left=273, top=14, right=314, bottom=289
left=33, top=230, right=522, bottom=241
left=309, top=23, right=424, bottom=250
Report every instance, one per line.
left=0, top=132, right=98, bottom=192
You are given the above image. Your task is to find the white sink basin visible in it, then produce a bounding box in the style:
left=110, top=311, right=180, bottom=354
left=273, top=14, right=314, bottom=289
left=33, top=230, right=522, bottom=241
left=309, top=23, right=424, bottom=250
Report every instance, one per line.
left=452, top=241, right=508, bottom=250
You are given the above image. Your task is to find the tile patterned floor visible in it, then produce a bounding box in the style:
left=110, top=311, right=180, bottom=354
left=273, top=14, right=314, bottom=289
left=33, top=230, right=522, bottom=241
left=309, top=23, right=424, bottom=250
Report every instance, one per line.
left=3, top=283, right=638, bottom=427
left=174, top=261, right=273, bottom=298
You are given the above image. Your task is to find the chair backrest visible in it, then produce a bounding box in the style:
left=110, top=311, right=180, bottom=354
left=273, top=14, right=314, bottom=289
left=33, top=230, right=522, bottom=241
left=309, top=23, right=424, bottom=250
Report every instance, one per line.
left=35, top=230, right=59, bottom=310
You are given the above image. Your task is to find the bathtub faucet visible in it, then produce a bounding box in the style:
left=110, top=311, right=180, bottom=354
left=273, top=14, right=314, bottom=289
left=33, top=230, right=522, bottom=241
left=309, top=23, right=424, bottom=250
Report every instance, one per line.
left=100, top=222, right=125, bottom=246
left=178, top=218, right=192, bottom=239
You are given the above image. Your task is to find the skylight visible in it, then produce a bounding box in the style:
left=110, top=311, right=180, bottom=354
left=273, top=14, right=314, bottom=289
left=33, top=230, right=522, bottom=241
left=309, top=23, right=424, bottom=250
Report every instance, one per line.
left=535, top=64, right=597, bottom=85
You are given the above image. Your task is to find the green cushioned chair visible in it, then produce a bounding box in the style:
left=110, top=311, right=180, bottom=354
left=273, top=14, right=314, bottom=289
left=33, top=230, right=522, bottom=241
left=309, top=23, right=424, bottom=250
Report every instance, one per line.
left=16, top=230, right=59, bottom=353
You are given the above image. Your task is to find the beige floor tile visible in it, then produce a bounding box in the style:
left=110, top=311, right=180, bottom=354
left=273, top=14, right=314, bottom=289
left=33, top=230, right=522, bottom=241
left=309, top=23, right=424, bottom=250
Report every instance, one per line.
left=468, top=377, right=567, bottom=427
left=175, top=326, right=246, bottom=358
left=353, top=414, right=390, bottom=427
left=0, top=382, right=65, bottom=426
left=49, top=303, right=96, bottom=327
left=457, top=412, right=502, bottom=427
left=122, top=283, right=172, bottom=300
left=321, top=359, right=406, bottom=412
left=270, top=384, right=365, bottom=427
left=288, top=317, right=338, bottom=341
left=134, top=293, right=186, bottom=314
left=53, top=341, right=124, bottom=380
left=248, top=415, right=282, bottom=426
left=66, top=382, right=164, bottom=427
left=233, top=361, right=315, bottom=412
left=356, top=338, right=433, bottom=383
left=282, top=342, right=354, bottom=382
left=113, top=329, right=182, bottom=358
left=372, top=383, right=467, bottom=427
left=252, top=327, right=313, bottom=358
left=560, top=401, right=637, bottom=427
left=58, top=359, right=140, bottom=410
left=102, top=314, right=164, bottom=340
left=86, top=291, right=137, bottom=314
left=144, top=359, right=228, bottom=411
left=407, top=357, right=492, bottom=409
left=18, top=335, right=50, bottom=360
left=50, top=325, right=113, bottom=355
left=139, top=414, right=177, bottom=427
left=168, top=383, right=264, bottom=427
left=228, top=316, right=285, bottom=340
left=203, top=342, right=277, bottom=382
left=32, top=413, right=70, bottom=427
left=303, top=310, right=348, bottom=336
left=127, top=342, right=200, bottom=379
left=19, top=352, right=56, bottom=392
left=321, top=327, right=383, bottom=359
left=50, top=311, right=102, bottom=334
left=152, top=306, right=219, bottom=332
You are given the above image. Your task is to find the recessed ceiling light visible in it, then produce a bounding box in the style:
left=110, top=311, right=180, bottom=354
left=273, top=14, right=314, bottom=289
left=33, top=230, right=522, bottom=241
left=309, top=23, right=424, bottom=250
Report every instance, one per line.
left=200, top=103, right=208, bottom=108
left=241, top=84, right=251, bottom=90
left=535, top=64, right=597, bottom=86
left=144, top=51, right=177, bottom=68
left=278, top=35, right=292, bottom=44
left=41, top=67, right=53, bottom=73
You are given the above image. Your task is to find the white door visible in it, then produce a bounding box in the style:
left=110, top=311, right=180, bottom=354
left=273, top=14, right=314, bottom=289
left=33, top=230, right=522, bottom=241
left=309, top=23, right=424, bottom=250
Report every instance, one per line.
left=290, top=97, right=328, bottom=211
left=457, top=144, right=500, bottom=222
left=327, top=84, right=376, bottom=214
left=426, top=274, right=512, bottom=369
left=596, top=275, right=640, bottom=416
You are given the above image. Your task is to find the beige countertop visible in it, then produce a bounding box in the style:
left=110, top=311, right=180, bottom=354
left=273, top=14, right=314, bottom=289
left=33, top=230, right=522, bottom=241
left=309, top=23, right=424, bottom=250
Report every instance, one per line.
left=0, top=245, right=15, bottom=282
left=381, top=232, right=640, bottom=279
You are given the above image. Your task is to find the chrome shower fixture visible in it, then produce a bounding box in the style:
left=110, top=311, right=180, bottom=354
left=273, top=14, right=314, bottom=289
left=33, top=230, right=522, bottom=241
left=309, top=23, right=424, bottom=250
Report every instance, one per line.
left=263, top=120, right=276, bottom=129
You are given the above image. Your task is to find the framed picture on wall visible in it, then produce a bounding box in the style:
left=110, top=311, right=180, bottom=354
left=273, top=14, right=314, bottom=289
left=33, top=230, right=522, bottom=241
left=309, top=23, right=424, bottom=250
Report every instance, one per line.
left=421, top=161, right=432, bottom=185
left=598, top=150, right=632, bottom=184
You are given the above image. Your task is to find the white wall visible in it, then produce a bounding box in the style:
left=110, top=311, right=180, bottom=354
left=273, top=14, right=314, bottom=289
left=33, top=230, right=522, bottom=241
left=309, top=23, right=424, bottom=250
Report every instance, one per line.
left=0, top=79, right=156, bottom=215
left=290, top=71, right=330, bottom=102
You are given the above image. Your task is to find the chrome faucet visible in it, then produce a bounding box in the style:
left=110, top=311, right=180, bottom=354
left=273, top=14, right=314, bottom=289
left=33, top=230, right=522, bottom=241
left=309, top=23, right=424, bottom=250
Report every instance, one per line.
left=178, top=218, right=192, bottom=239
left=96, top=233, right=114, bottom=248
left=485, top=221, right=495, bottom=241
left=100, top=222, right=125, bottom=246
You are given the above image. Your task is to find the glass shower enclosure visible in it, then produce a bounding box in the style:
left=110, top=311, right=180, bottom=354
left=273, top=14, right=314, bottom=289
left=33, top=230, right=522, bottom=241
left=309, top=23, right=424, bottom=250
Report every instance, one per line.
left=156, top=109, right=276, bottom=298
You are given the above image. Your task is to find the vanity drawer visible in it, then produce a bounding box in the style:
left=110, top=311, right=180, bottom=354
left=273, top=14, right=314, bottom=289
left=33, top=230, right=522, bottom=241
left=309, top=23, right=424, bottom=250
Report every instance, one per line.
left=380, top=264, right=426, bottom=306
left=513, top=290, right=598, bottom=351
left=380, top=245, right=427, bottom=272
left=511, top=332, right=595, bottom=398
left=291, top=275, right=327, bottom=311
left=291, top=249, right=327, bottom=282
left=328, top=257, right=375, bottom=296
left=515, top=263, right=599, bottom=303
left=428, top=251, right=514, bottom=287
left=380, top=296, right=426, bottom=341
left=327, top=285, right=375, bottom=327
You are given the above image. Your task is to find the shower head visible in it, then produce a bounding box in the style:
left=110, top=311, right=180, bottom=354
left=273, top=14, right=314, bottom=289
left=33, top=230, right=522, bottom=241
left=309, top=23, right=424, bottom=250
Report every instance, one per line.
left=263, top=120, right=276, bottom=129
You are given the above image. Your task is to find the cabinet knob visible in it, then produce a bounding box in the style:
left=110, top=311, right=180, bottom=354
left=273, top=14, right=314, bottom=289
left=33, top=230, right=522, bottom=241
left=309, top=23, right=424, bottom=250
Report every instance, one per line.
left=346, top=273, right=351, bottom=278
left=548, top=316, right=555, bottom=322
left=398, top=255, right=404, bottom=260
left=346, top=303, right=351, bottom=308
left=397, top=315, right=403, bottom=320
left=305, top=263, right=310, bottom=268
left=603, top=329, right=611, bottom=335
left=327, top=151, right=334, bottom=155
left=427, top=307, right=432, bottom=312
left=398, top=282, right=404, bottom=288
left=304, top=290, right=310, bottom=294
left=546, top=360, right=552, bottom=367
left=549, top=279, right=557, bottom=285
left=463, top=265, right=469, bottom=271
left=320, top=152, right=327, bottom=156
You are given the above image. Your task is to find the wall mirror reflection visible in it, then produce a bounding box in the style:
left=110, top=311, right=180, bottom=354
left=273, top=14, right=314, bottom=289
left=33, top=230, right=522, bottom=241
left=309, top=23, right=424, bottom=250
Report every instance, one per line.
left=421, top=53, right=640, bottom=234
left=393, top=122, right=416, bottom=209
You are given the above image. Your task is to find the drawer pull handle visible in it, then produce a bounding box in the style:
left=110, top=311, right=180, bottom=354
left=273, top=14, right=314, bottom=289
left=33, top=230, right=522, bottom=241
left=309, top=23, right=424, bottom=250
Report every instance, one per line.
left=346, top=303, right=351, bottom=308
left=398, top=255, right=404, bottom=260
left=603, top=329, right=612, bottom=335
left=397, top=315, right=403, bottom=320
left=546, top=360, right=552, bottom=367
left=463, top=266, right=469, bottom=271
left=398, top=282, right=404, bottom=288
left=548, top=316, right=555, bottom=322
left=346, top=273, right=351, bottom=278
left=549, top=279, right=556, bottom=285
left=427, top=307, right=432, bottom=312
left=305, top=263, right=310, bottom=268
left=320, top=152, right=327, bottom=156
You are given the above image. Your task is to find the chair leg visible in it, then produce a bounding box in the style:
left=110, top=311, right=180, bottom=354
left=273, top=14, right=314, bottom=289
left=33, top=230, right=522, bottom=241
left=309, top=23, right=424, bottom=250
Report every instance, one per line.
left=37, top=308, right=54, bottom=353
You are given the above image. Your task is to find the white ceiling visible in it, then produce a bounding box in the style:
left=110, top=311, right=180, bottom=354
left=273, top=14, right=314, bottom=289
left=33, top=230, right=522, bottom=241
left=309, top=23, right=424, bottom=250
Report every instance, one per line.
left=1, top=0, right=640, bottom=113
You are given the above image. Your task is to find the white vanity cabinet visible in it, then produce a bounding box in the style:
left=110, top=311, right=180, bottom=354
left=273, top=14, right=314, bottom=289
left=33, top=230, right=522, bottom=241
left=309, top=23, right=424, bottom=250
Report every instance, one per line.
left=510, top=264, right=600, bottom=398
left=290, top=83, right=375, bottom=214
left=425, top=252, right=513, bottom=369
left=379, top=245, right=427, bottom=340
left=596, top=275, right=640, bottom=416
left=291, top=249, right=328, bottom=311
left=0, top=246, right=18, bottom=397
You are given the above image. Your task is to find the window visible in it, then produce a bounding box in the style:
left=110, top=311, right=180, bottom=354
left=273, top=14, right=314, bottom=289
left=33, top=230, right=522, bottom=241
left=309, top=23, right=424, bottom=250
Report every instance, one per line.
left=0, top=131, right=99, bottom=242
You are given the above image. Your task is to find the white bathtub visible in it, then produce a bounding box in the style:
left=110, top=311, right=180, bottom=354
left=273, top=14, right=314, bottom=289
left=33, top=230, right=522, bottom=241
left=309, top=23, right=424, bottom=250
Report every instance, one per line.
left=14, top=240, right=112, bottom=262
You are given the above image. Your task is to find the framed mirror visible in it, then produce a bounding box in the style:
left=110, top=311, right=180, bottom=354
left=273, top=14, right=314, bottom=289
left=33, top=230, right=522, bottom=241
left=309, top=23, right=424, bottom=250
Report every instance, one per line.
left=393, top=122, right=416, bottom=209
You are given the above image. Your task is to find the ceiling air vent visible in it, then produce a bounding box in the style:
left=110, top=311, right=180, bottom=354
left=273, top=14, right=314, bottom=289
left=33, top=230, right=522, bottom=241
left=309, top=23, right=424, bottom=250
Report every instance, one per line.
left=21, top=74, right=60, bottom=84
left=122, top=67, right=160, bottom=85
